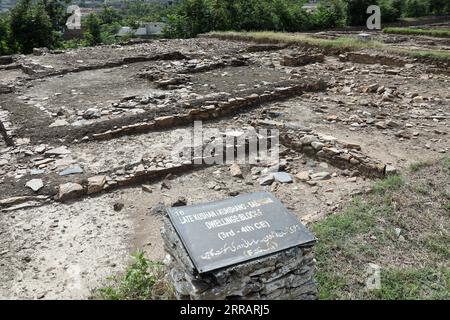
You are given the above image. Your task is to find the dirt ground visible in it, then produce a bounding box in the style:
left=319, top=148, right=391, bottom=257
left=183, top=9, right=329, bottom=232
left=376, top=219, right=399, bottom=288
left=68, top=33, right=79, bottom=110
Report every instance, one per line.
left=0, top=28, right=448, bottom=299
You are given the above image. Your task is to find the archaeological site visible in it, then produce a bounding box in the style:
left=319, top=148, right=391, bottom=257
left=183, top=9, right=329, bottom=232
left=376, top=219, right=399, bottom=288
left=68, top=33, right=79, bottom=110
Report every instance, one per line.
left=0, top=3, right=449, bottom=304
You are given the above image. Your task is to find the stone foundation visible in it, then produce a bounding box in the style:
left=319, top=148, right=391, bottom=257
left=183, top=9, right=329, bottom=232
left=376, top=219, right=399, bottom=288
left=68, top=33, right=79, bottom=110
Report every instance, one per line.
left=339, top=52, right=410, bottom=67
left=281, top=53, right=325, bottom=67
left=161, top=217, right=317, bottom=300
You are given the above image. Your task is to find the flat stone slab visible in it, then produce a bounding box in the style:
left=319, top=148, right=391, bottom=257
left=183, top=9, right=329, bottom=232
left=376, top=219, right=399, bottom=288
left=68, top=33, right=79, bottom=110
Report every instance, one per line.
left=273, top=172, right=293, bottom=183
left=166, top=191, right=316, bottom=273
left=59, top=166, right=83, bottom=176
left=25, top=179, right=44, bottom=192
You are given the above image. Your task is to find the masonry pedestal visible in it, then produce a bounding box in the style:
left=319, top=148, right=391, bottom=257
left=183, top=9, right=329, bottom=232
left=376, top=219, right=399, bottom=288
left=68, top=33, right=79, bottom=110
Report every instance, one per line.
left=161, top=216, right=317, bottom=300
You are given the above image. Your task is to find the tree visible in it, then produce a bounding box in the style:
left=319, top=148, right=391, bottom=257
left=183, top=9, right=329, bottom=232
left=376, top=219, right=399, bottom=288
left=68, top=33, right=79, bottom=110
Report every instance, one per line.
left=83, top=13, right=102, bottom=46
left=346, top=0, right=372, bottom=25
left=99, top=5, right=122, bottom=25
left=428, top=0, right=450, bottom=14
left=30, top=2, right=55, bottom=48
left=404, top=0, right=429, bottom=17
left=0, top=15, right=11, bottom=55
left=9, top=0, right=55, bottom=53
left=181, top=0, right=211, bottom=36
left=165, top=0, right=211, bottom=38
left=378, top=0, right=401, bottom=22
left=41, top=0, right=70, bottom=30
left=314, top=0, right=347, bottom=28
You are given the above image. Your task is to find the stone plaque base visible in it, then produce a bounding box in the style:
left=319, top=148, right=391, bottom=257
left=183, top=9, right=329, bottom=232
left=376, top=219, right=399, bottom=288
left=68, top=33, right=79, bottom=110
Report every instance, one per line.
left=161, top=217, right=317, bottom=300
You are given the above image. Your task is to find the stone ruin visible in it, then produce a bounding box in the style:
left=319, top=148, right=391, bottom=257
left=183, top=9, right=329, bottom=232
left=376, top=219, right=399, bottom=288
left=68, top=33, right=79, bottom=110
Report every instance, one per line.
left=281, top=53, right=325, bottom=67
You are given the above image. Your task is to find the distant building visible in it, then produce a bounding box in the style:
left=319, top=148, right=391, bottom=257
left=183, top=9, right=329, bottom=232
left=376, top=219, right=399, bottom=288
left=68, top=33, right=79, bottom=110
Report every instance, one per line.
left=117, top=22, right=167, bottom=38
left=0, top=0, right=17, bottom=12
left=302, top=0, right=320, bottom=12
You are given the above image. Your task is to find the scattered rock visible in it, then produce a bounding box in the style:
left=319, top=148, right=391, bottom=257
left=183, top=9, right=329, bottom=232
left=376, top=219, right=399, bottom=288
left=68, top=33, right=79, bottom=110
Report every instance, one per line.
left=259, top=174, right=274, bottom=186
left=49, top=119, right=69, bottom=127
left=34, top=145, right=47, bottom=154
left=87, top=175, right=106, bottom=194
left=45, top=146, right=71, bottom=156
left=295, top=171, right=310, bottom=181
left=59, top=166, right=83, bottom=176
left=273, top=172, right=293, bottom=184
left=150, top=203, right=165, bottom=215
left=82, top=108, right=101, bottom=119
left=113, top=202, right=124, bottom=212
left=142, top=184, right=153, bottom=193
left=135, top=164, right=146, bottom=175
left=171, top=197, right=187, bottom=207
left=229, top=163, right=243, bottom=178
left=311, top=141, right=324, bottom=150
left=310, top=172, right=331, bottom=181
left=385, top=165, right=397, bottom=175
left=25, top=179, right=44, bottom=192
left=58, top=183, right=83, bottom=201
left=160, top=179, right=171, bottom=190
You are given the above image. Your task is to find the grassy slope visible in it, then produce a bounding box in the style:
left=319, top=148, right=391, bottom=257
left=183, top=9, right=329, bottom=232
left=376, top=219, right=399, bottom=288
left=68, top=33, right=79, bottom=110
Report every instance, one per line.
left=313, top=158, right=450, bottom=300
left=205, top=31, right=450, bottom=61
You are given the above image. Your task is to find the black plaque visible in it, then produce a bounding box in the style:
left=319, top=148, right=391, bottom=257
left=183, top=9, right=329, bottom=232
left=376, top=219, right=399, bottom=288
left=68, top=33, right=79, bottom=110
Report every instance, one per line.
left=167, top=191, right=316, bottom=273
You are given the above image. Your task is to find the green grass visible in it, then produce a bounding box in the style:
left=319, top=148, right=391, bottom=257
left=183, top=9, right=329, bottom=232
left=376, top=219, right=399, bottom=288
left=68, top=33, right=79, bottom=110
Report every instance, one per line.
left=206, top=31, right=382, bottom=51
left=444, top=202, right=450, bottom=212
left=372, top=175, right=404, bottom=193
left=96, top=251, right=174, bottom=300
left=383, top=27, right=450, bottom=38
left=205, top=31, right=450, bottom=62
left=424, top=234, right=450, bottom=259
left=369, top=268, right=450, bottom=300
left=409, top=160, right=433, bottom=172
left=443, top=157, right=450, bottom=171
left=392, top=48, right=450, bottom=60
left=312, top=160, right=450, bottom=300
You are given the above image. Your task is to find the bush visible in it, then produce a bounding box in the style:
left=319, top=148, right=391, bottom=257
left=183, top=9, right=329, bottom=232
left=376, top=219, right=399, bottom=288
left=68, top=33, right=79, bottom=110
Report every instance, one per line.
left=428, top=0, right=450, bottom=14
left=97, top=251, right=174, bottom=300
left=347, top=0, right=373, bottom=26
left=9, top=0, right=57, bottom=53
left=378, top=0, right=401, bottom=22
left=313, top=0, right=347, bottom=28
left=0, top=15, right=11, bottom=55
left=404, top=0, right=430, bottom=17
left=83, top=13, right=102, bottom=46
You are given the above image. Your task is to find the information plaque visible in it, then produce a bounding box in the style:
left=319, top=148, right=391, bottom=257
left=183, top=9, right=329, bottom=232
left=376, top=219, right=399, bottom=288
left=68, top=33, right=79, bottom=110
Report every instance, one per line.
left=167, top=191, right=316, bottom=273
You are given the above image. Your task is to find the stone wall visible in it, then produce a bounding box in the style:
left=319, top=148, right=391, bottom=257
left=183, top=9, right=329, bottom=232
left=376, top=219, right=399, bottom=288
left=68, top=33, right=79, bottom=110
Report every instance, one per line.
left=161, top=216, right=317, bottom=300
left=281, top=53, right=325, bottom=67
left=339, top=52, right=410, bottom=67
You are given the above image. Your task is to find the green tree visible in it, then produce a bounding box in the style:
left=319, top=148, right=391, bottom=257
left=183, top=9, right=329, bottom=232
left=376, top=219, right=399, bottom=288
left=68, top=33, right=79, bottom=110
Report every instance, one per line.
left=0, top=15, right=11, bottom=55
left=346, top=0, right=372, bottom=26
left=99, top=5, right=122, bottom=25
left=41, top=0, right=70, bottom=30
left=378, top=0, right=401, bottom=22
left=428, top=0, right=450, bottom=14
left=165, top=0, right=211, bottom=38
left=182, top=0, right=211, bottom=36
left=404, top=0, right=430, bottom=17
left=83, top=13, right=102, bottom=46
left=209, top=0, right=233, bottom=30
left=314, top=0, right=347, bottom=28
left=9, top=0, right=55, bottom=53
